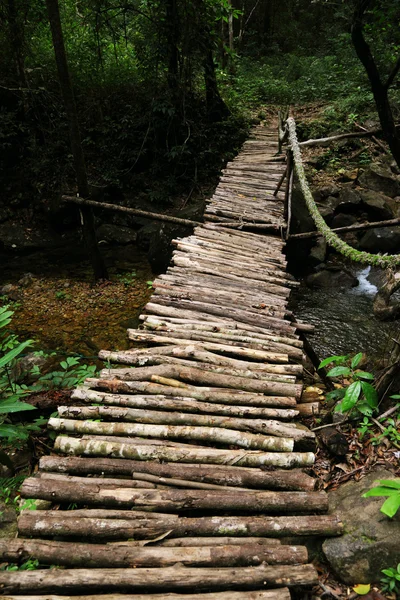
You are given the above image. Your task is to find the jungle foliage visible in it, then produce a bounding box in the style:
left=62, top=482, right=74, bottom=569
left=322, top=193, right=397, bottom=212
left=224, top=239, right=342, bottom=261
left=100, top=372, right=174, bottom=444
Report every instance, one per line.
left=0, top=0, right=399, bottom=209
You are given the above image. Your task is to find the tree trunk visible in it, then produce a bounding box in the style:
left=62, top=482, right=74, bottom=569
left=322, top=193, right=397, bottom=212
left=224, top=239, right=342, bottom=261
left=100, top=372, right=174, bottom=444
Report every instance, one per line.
left=18, top=510, right=343, bottom=541
left=0, top=564, right=318, bottom=594
left=48, top=417, right=295, bottom=451
left=0, top=538, right=307, bottom=569
left=351, top=0, right=400, bottom=168
left=39, top=456, right=316, bottom=491
left=54, top=436, right=315, bottom=468
left=203, top=47, right=230, bottom=122
left=45, top=0, right=107, bottom=280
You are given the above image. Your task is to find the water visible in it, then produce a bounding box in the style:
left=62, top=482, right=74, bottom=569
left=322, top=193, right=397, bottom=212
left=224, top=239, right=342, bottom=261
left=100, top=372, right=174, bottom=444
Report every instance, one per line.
left=290, top=266, right=400, bottom=362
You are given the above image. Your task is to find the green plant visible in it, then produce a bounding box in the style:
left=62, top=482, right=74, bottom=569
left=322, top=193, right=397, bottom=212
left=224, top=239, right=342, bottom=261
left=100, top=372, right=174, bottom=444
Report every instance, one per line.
left=381, top=563, right=400, bottom=595
left=117, top=271, right=137, bottom=287
left=0, top=307, right=37, bottom=446
left=363, top=479, right=400, bottom=518
left=319, top=352, right=378, bottom=417
left=0, top=559, right=39, bottom=571
left=36, top=356, right=97, bottom=390
left=371, top=418, right=400, bottom=448
left=357, top=416, right=374, bottom=439
left=146, top=280, right=153, bottom=289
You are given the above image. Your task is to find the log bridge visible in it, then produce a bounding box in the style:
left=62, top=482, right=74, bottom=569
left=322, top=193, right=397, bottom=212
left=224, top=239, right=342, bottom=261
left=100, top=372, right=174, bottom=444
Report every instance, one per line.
left=0, top=119, right=343, bottom=599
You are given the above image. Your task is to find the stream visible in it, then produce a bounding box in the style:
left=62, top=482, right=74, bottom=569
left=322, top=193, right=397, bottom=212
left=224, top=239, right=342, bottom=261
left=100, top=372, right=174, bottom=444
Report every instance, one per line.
left=291, top=265, right=400, bottom=364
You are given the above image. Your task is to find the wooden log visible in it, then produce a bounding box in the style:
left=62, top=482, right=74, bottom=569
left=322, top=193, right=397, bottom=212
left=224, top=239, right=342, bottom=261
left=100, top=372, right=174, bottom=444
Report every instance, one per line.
left=84, top=378, right=298, bottom=407
left=72, top=388, right=299, bottom=421
left=296, top=403, right=320, bottom=416
left=39, top=457, right=316, bottom=491
left=0, top=564, right=318, bottom=594
left=0, top=590, right=291, bottom=600
left=100, top=345, right=303, bottom=375
left=289, top=215, right=400, bottom=240
left=153, top=537, right=282, bottom=547
left=37, top=473, right=156, bottom=489
left=17, top=511, right=343, bottom=540
left=54, top=437, right=315, bottom=468
left=127, top=331, right=291, bottom=362
left=0, top=539, right=307, bottom=568
left=95, top=364, right=302, bottom=397
left=48, top=418, right=295, bottom=452
left=57, top=406, right=312, bottom=445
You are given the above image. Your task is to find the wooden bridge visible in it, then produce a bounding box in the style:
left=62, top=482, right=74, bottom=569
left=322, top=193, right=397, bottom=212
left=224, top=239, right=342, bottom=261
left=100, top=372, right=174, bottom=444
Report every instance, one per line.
left=0, top=119, right=343, bottom=599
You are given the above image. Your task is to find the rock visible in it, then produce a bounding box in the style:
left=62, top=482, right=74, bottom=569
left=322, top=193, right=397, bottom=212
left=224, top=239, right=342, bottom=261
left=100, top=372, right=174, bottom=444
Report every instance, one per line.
left=0, top=221, right=60, bottom=250
left=291, top=185, right=316, bottom=234
left=359, top=227, right=400, bottom=253
left=305, top=268, right=358, bottom=289
left=390, top=161, right=400, bottom=175
left=18, top=273, right=35, bottom=288
left=323, top=469, right=400, bottom=584
left=0, top=283, right=15, bottom=295
left=314, top=184, right=340, bottom=202
left=331, top=213, right=358, bottom=229
left=0, top=502, right=17, bottom=539
left=359, top=163, right=400, bottom=198
left=359, top=189, right=396, bottom=221
left=309, top=238, right=327, bottom=265
left=317, top=204, right=334, bottom=224
left=96, top=224, right=137, bottom=245
left=11, top=351, right=47, bottom=381
left=335, top=186, right=361, bottom=211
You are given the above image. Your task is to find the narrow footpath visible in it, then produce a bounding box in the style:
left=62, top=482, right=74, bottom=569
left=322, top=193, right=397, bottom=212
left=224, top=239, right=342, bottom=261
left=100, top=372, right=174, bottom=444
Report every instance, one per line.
left=0, top=119, right=343, bottom=599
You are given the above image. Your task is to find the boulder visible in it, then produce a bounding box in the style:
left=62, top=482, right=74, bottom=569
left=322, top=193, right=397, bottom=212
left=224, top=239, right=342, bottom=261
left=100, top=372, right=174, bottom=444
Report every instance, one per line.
left=323, top=469, right=400, bottom=584
left=96, top=224, right=137, bottom=245
left=291, top=185, right=316, bottom=234
left=335, top=186, right=361, bottom=211
left=313, top=184, right=340, bottom=202
left=359, top=227, right=400, bottom=254
left=0, top=222, right=60, bottom=250
left=305, top=267, right=358, bottom=289
left=359, top=189, right=396, bottom=221
left=309, top=237, right=327, bottom=265
left=359, top=163, right=400, bottom=198
left=331, top=213, right=358, bottom=229
left=18, top=273, right=35, bottom=288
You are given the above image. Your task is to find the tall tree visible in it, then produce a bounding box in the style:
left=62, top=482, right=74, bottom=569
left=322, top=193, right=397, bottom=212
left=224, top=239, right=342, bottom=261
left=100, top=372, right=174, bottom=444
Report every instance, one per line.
left=351, top=0, right=400, bottom=167
left=46, top=0, right=108, bottom=280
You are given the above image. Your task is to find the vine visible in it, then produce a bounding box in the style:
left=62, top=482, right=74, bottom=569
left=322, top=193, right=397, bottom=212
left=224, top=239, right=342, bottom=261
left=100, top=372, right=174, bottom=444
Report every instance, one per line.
left=287, top=117, right=400, bottom=269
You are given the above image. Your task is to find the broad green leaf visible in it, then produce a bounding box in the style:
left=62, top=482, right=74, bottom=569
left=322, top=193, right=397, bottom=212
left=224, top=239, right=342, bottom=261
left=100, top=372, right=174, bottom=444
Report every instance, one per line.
left=380, top=493, right=400, bottom=518
left=327, top=366, right=351, bottom=377
left=357, top=403, right=374, bottom=416
left=361, top=381, right=378, bottom=408
left=352, top=583, right=370, bottom=595
left=0, top=398, right=36, bottom=414
left=390, top=394, right=400, bottom=399
left=0, top=424, right=20, bottom=438
left=318, top=355, right=347, bottom=369
left=363, top=487, right=399, bottom=498
left=355, top=371, right=374, bottom=380
left=0, top=340, right=32, bottom=370
left=351, top=353, right=363, bottom=368
left=374, top=479, right=400, bottom=490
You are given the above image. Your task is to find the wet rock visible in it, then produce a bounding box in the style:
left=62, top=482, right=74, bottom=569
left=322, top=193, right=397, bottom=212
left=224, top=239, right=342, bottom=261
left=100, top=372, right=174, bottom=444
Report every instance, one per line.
left=359, top=227, right=400, bottom=253
left=359, top=163, right=400, bottom=198
left=18, top=273, right=35, bottom=288
left=309, top=238, right=327, bottom=265
left=96, top=224, right=137, bottom=245
left=331, top=213, right=358, bottom=229
left=323, top=469, right=400, bottom=584
left=359, top=189, right=396, bottom=221
left=305, top=268, right=358, bottom=289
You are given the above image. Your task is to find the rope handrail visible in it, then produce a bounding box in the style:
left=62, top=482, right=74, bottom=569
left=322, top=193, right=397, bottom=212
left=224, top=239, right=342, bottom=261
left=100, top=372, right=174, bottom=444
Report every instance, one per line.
left=286, top=117, right=400, bottom=269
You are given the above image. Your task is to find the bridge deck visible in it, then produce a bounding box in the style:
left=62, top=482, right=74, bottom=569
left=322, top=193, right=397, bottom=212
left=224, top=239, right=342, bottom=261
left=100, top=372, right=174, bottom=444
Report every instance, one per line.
left=0, top=121, right=342, bottom=599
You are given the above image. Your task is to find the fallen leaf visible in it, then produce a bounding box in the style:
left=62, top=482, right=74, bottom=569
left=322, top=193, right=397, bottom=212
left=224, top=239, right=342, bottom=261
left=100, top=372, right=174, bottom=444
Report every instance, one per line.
left=353, top=583, right=371, bottom=595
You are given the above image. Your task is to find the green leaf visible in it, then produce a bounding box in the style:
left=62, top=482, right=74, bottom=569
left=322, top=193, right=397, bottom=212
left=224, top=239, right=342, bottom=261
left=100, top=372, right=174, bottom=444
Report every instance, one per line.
left=363, top=487, right=399, bottom=498
left=318, top=355, right=347, bottom=369
left=0, top=398, right=36, bottom=414
left=351, top=353, right=363, bottom=368
left=357, top=403, right=374, bottom=416
left=374, top=479, right=400, bottom=490
left=380, top=493, right=400, bottom=518
left=0, top=340, right=32, bottom=370
left=327, top=366, right=351, bottom=377
left=355, top=371, right=374, bottom=380
left=361, top=381, right=378, bottom=408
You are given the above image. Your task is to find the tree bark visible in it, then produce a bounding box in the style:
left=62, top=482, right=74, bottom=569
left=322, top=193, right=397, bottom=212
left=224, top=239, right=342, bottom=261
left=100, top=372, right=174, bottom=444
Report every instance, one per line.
left=72, top=387, right=299, bottom=421
left=203, top=47, right=230, bottom=122
left=39, top=456, right=316, bottom=491
left=84, top=377, right=298, bottom=407
left=48, top=417, right=295, bottom=451
left=18, top=510, right=343, bottom=541
left=45, top=0, right=107, bottom=280
left=0, top=538, right=307, bottom=569
left=57, top=405, right=312, bottom=445
left=54, top=436, right=315, bottom=468
left=0, top=564, right=317, bottom=594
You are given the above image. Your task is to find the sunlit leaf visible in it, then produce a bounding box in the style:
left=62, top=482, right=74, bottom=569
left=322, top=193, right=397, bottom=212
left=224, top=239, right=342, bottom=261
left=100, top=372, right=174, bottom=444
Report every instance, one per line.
left=352, top=583, right=370, bottom=595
